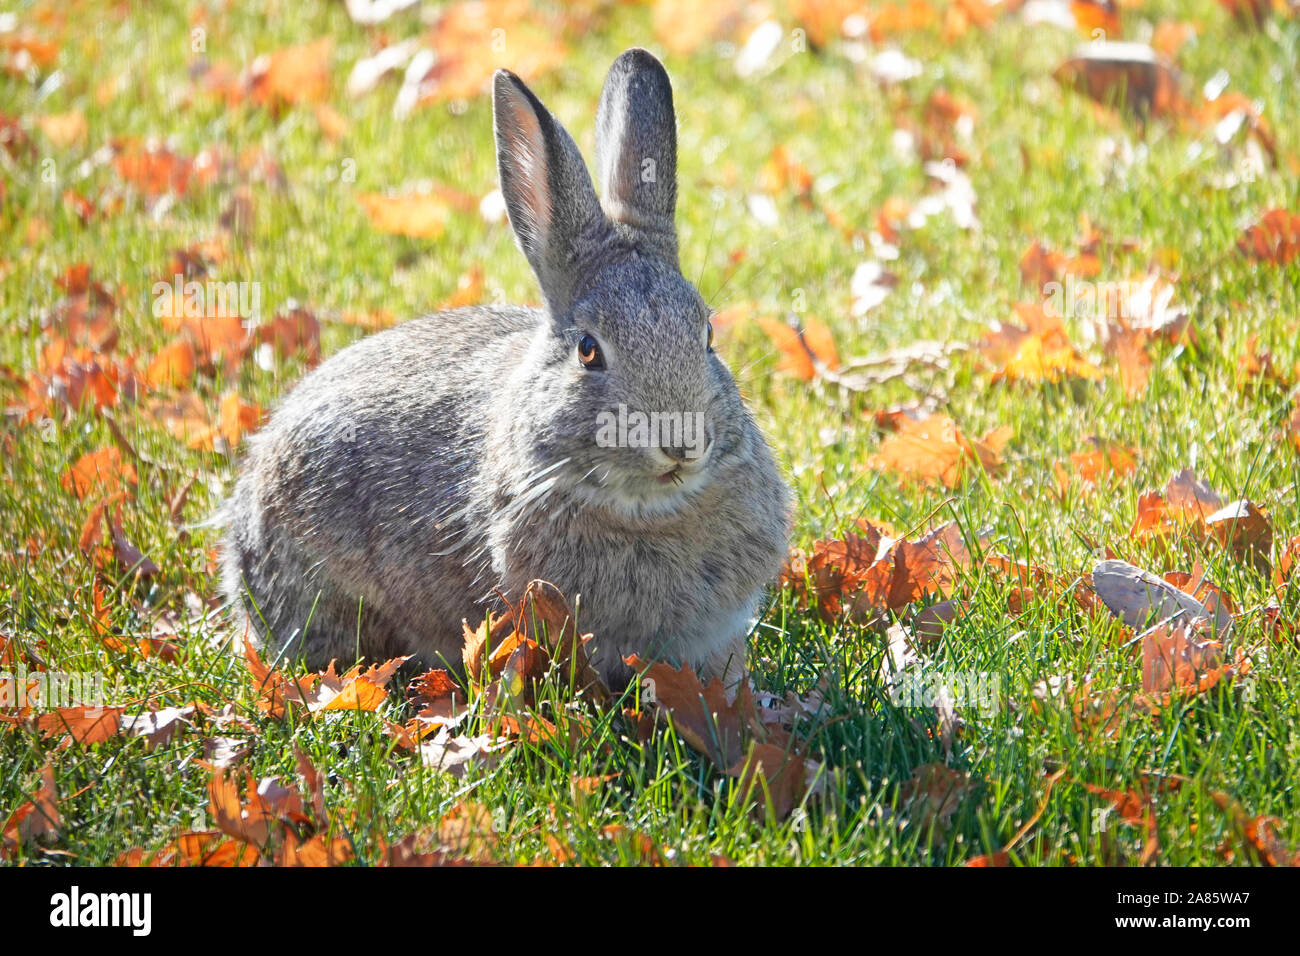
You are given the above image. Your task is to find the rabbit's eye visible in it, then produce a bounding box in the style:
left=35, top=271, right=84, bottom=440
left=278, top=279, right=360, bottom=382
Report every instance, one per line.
left=707, top=322, right=715, bottom=353
left=577, top=333, right=604, bottom=369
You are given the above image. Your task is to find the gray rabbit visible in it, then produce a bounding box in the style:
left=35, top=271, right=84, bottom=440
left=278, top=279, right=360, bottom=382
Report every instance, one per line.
left=219, top=48, right=791, bottom=688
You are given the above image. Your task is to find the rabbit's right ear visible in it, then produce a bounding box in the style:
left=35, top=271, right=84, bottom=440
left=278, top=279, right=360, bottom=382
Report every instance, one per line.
left=493, top=70, right=611, bottom=315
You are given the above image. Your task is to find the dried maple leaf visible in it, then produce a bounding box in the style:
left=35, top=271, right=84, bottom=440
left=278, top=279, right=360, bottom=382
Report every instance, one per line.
left=215, top=392, right=263, bottom=449
left=868, top=413, right=1009, bottom=488
left=358, top=191, right=465, bottom=239
left=248, top=38, right=333, bottom=106
left=1236, top=209, right=1300, bottom=264
left=1, top=763, right=60, bottom=859
left=626, top=656, right=774, bottom=772
left=407, top=667, right=465, bottom=720
left=1204, top=499, right=1273, bottom=576
left=122, top=705, right=195, bottom=750
left=1054, top=437, right=1136, bottom=496
left=785, top=521, right=973, bottom=623
left=256, top=305, right=321, bottom=365
left=418, top=727, right=511, bottom=777
left=984, top=304, right=1105, bottom=385
left=463, top=580, right=607, bottom=701
left=276, top=831, right=353, bottom=866
left=1211, top=792, right=1298, bottom=866
left=1138, top=616, right=1250, bottom=707
left=306, top=656, right=410, bottom=712
left=899, top=763, right=972, bottom=838
left=114, top=143, right=196, bottom=197
left=653, top=0, right=758, bottom=54
left=60, top=446, right=137, bottom=499
left=1128, top=469, right=1274, bottom=573
left=1071, top=0, right=1121, bottom=37
left=1140, top=617, right=1224, bottom=693
left=1019, top=239, right=1101, bottom=293
left=410, top=3, right=566, bottom=106
left=728, top=742, right=812, bottom=822
left=35, top=705, right=125, bottom=750
left=208, top=769, right=312, bottom=851
left=1055, top=42, right=1185, bottom=118
left=1082, top=781, right=1161, bottom=865
left=144, top=339, right=197, bottom=389
left=147, top=393, right=216, bottom=449
left=757, top=316, right=839, bottom=381
left=118, top=831, right=261, bottom=867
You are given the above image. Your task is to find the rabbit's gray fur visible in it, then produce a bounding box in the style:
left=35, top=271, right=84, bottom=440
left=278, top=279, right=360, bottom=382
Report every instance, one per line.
left=220, top=49, right=791, bottom=687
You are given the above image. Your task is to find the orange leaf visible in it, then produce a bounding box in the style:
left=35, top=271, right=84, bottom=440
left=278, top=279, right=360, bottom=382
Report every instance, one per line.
left=61, top=447, right=137, bottom=499
left=144, top=339, right=197, bottom=389
left=249, top=38, right=333, bottom=106
left=1237, top=209, right=1300, bottom=265
left=358, top=192, right=454, bottom=239
left=757, top=316, right=839, bottom=381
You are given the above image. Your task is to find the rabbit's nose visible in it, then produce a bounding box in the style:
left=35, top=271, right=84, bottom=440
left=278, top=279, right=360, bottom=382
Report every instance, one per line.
left=662, top=446, right=692, bottom=463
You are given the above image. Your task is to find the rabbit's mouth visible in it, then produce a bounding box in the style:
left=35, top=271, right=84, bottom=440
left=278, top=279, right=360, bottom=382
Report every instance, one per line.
left=656, top=468, right=684, bottom=485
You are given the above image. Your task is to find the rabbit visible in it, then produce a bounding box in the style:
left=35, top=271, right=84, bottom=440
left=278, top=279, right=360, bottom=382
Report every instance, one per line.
left=219, top=48, right=792, bottom=690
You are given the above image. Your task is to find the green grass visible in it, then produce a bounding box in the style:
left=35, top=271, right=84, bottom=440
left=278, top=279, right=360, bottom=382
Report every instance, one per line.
left=2, top=0, right=1299, bottom=865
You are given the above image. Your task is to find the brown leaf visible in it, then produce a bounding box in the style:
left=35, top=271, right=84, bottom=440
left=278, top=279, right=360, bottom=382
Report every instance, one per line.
left=1139, top=616, right=1246, bottom=700
left=1210, top=792, right=1298, bottom=866
left=1205, top=499, right=1273, bottom=576
left=1092, top=559, right=1231, bottom=632
left=201, top=736, right=250, bottom=770
left=900, top=763, right=972, bottom=837
left=122, top=705, right=195, bottom=750
left=757, top=315, right=840, bottom=381
left=868, top=413, right=1008, bottom=488
left=35, top=705, right=124, bottom=749
left=358, top=189, right=471, bottom=239
left=61, top=447, right=137, bottom=499
left=418, top=727, right=511, bottom=777
left=627, top=656, right=752, bottom=769
left=1, top=763, right=60, bottom=859
left=1055, top=42, right=1185, bottom=118
left=728, top=742, right=809, bottom=821
left=248, top=38, right=333, bottom=106
left=144, top=339, right=197, bottom=389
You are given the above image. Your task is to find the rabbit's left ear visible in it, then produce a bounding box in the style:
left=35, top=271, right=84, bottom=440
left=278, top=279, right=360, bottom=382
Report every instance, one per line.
left=595, top=48, right=678, bottom=266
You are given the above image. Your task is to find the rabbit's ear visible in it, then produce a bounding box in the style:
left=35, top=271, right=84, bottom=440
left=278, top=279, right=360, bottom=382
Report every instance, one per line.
left=595, top=48, right=678, bottom=266
left=493, top=70, right=611, bottom=314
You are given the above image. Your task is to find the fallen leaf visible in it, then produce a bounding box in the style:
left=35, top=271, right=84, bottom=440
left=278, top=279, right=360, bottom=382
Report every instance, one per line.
left=1055, top=41, right=1185, bottom=118
left=61, top=447, right=137, bottom=499
left=1, top=763, right=60, bottom=859
left=868, top=413, right=1008, bottom=488
left=248, top=38, right=333, bottom=106
left=1091, top=559, right=1231, bottom=632
left=1237, top=209, right=1300, bottom=265
left=757, top=316, right=840, bottom=381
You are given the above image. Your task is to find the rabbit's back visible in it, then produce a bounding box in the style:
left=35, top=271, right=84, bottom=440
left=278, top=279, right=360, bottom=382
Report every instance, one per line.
left=221, top=306, right=541, bottom=671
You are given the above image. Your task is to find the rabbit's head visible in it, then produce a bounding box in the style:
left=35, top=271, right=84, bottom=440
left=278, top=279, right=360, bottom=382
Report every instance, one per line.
left=492, top=49, right=756, bottom=519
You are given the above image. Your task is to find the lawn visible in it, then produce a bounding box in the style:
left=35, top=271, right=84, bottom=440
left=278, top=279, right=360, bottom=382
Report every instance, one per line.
left=2, top=0, right=1299, bottom=867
